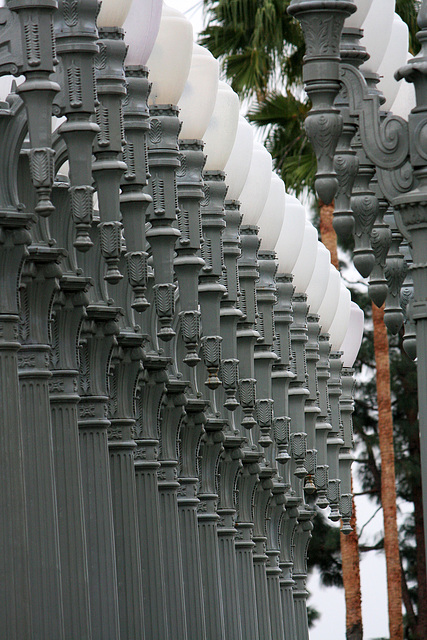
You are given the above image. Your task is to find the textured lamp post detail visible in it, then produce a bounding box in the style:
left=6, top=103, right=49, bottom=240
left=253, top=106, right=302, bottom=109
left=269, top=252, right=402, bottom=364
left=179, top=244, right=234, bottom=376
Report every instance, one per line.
left=175, top=140, right=205, bottom=367
left=50, top=278, right=92, bottom=639
left=327, top=352, right=344, bottom=522
left=315, top=335, right=332, bottom=508
left=235, top=455, right=261, bottom=640
left=350, top=135, right=378, bottom=277
left=0, top=123, right=33, bottom=638
left=157, top=380, right=189, bottom=640
left=178, top=398, right=208, bottom=640
left=400, top=243, right=417, bottom=360
left=288, top=0, right=356, bottom=205
left=108, top=336, right=145, bottom=640
left=11, top=0, right=60, bottom=217
left=199, top=170, right=227, bottom=389
left=0, top=1, right=369, bottom=635
left=19, top=249, right=65, bottom=640
left=339, top=368, right=355, bottom=533
left=220, top=199, right=243, bottom=412
left=393, top=1, right=427, bottom=561
left=217, top=443, right=244, bottom=640
left=93, top=28, right=127, bottom=284
left=237, top=227, right=260, bottom=430
left=121, top=66, right=152, bottom=313
left=78, top=309, right=121, bottom=640
left=134, top=357, right=169, bottom=640
left=254, top=251, right=278, bottom=448
left=368, top=183, right=392, bottom=308
left=54, top=0, right=100, bottom=251
left=289, top=294, right=309, bottom=485
left=383, top=213, right=407, bottom=334
left=197, top=420, right=227, bottom=640
left=292, top=512, right=313, bottom=640
left=147, top=105, right=181, bottom=342
left=304, top=315, right=321, bottom=495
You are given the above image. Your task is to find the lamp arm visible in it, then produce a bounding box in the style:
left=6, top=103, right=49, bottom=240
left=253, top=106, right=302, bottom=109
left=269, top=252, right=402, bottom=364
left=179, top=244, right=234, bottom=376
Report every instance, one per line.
left=340, top=62, right=409, bottom=170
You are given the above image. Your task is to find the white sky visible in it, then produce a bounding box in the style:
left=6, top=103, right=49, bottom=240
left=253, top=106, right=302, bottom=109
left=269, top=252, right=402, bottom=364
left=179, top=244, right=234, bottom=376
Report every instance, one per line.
left=166, top=1, right=395, bottom=637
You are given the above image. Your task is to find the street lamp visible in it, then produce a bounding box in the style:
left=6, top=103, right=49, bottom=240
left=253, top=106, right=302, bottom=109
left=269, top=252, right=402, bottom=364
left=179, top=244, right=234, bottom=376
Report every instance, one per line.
left=0, top=2, right=365, bottom=639
left=289, top=0, right=427, bottom=578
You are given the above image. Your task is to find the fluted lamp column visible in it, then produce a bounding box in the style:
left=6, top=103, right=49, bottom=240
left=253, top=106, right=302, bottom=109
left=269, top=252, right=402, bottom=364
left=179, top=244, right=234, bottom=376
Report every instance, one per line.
left=338, top=302, right=364, bottom=532
left=256, top=175, right=287, bottom=640
left=121, top=4, right=168, bottom=638
left=197, top=79, right=240, bottom=640
left=145, top=3, right=192, bottom=344
left=327, top=280, right=352, bottom=521
left=174, top=41, right=220, bottom=640
left=145, top=7, right=193, bottom=639
left=304, top=243, right=333, bottom=508
left=215, top=115, right=254, bottom=640
left=291, top=221, right=320, bottom=497
left=317, top=265, right=342, bottom=521
left=235, top=141, right=273, bottom=640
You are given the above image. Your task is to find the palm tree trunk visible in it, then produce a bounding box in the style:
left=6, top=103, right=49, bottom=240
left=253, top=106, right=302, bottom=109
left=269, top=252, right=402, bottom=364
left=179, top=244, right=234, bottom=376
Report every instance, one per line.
left=340, top=479, right=363, bottom=640
left=319, top=201, right=339, bottom=269
left=371, top=303, right=403, bottom=640
left=319, top=200, right=363, bottom=640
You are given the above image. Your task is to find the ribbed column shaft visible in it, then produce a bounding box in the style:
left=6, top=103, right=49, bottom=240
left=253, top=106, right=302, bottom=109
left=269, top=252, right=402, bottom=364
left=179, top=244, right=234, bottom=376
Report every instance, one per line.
left=266, top=550, right=285, bottom=640
left=198, top=499, right=226, bottom=640
left=19, top=345, right=65, bottom=640
left=253, top=538, right=273, bottom=640
left=235, top=524, right=260, bottom=640
left=293, top=586, right=310, bottom=640
left=178, top=481, right=207, bottom=640
left=134, top=443, right=169, bottom=640
left=280, top=568, right=298, bottom=640
left=218, top=526, right=243, bottom=640
left=50, top=371, right=91, bottom=640
left=79, top=399, right=120, bottom=640
left=109, top=433, right=145, bottom=640
left=158, top=469, right=188, bottom=640
left=0, top=317, right=31, bottom=639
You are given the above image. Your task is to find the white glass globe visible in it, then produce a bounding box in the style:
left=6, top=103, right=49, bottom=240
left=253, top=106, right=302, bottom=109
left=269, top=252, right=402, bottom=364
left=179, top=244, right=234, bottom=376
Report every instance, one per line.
left=345, top=0, right=374, bottom=29
left=360, top=0, right=395, bottom=73
left=97, top=0, right=133, bottom=28
left=203, top=81, right=240, bottom=171
left=275, top=193, right=306, bottom=274
left=329, top=283, right=352, bottom=351
left=146, top=4, right=193, bottom=106
left=257, top=174, right=286, bottom=251
left=239, top=142, right=272, bottom=224
left=178, top=44, right=219, bottom=140
left=341, top=302, right=365, bottom=367
left=292, top=220, right=318, bottom=293
left=305, top=243, right=331, bottom=315
left=123, top=0, right=163, bottom=66
left=377, top=14, right=409, bottom=109
left=390, top=75, right=415, bottom=119
left=0, top=74, right=16, bottom=101
left=318, top=265, right=341, bottom=334
left=224, top=117, right=254, bottom=201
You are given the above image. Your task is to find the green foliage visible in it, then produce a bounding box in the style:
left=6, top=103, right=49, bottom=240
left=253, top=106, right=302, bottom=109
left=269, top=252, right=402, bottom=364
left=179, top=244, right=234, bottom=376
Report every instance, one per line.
left=307, top=604, right=321, bottom=628
left=200, top=0, right=303, bottom=99
left=307, top=511, right=343, bottom=587
left=247, top=91, right=315, bottom=196
left=396, top=0, right=421, bottom=55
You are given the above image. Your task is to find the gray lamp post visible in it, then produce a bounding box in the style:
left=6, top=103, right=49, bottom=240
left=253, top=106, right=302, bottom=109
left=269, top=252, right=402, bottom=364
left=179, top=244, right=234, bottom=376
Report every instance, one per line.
left=0, top=2, right=364, bottom=639
left=289, top=0, right=427, bottom=579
